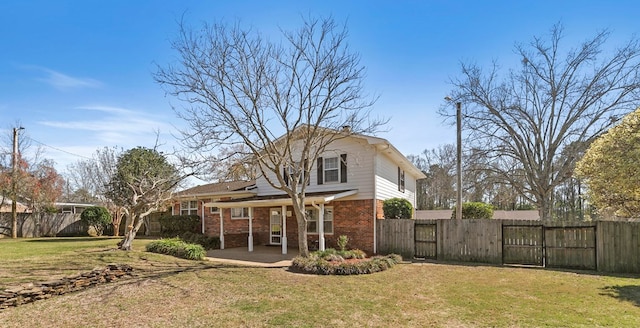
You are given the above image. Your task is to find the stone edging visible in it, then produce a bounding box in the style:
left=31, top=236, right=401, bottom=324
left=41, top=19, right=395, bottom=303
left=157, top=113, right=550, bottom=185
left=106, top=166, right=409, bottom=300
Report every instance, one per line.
left=0, top=264, right=135, bottom=310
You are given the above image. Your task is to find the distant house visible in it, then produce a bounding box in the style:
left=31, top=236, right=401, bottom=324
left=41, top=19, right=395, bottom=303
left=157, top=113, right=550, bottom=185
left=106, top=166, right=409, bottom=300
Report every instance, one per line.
left=171, top=129, right=426, bottom=255
left=0, top=199, right=31, bottom=213
left=54, top=202, right=96, bottom=214
left=0, top=200, right=97, bottom=215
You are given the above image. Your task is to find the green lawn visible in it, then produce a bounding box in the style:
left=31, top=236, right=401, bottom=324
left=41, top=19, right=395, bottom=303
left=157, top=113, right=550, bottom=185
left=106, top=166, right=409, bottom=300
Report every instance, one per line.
left=1, top=238, right=639, bottom=327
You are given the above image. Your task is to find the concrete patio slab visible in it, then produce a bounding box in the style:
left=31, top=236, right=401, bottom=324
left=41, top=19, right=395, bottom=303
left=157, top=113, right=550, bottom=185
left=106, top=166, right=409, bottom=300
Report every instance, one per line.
left=206, top=245, right=299, bottom=268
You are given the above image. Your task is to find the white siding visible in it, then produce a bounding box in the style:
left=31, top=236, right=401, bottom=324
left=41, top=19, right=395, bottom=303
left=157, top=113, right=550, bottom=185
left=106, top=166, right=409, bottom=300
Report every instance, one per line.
left=254, top=137, right=375, bottom=200
left=374, top=151, right=417, bottom=207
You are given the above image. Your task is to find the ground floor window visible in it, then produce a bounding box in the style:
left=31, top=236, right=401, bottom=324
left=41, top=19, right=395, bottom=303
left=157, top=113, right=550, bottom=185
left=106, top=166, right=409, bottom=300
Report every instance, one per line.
left=231, top=207, right=250, bottom=219
left=305, top=206, right=333, bottom=234
left=180, top=201, right=198, bottom=215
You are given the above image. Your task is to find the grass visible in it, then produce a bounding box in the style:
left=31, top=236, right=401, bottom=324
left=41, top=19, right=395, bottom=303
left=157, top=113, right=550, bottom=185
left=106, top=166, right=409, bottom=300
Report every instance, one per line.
left=1, top=238, right=639, bottom=327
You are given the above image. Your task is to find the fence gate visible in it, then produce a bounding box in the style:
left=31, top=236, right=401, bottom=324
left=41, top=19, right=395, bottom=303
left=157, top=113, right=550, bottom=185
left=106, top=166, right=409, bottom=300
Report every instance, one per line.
left=415, top=221, right=437, bottom=259
left=502, top=225, right=544, bottom=266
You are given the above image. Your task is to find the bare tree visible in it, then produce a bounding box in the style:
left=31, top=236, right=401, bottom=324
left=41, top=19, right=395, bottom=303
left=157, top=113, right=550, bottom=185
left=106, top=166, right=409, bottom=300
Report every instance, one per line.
left=409, top=145, right=456, bottom=210
left=155, top=16, right=384, bottom=256
left=444, top=24, right=640, bottom=219
left=66, top=146, right=126, bottom=235
left=202, top=144, right=256, bottom=182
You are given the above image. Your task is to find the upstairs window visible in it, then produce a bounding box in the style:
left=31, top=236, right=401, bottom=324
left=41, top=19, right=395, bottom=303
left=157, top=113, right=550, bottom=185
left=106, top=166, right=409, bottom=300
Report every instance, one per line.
left=398, top=167, right=405, bottom=192
left=324, top=157, right=339, bottom=182
left=180, top=201, right=198, bottom=215
left=317, top=154, right=347, bottom=184
left=283, top=160, right=309, bottom=186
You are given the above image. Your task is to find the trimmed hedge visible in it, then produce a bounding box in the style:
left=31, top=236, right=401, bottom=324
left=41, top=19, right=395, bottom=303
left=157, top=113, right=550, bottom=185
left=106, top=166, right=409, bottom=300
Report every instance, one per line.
left=179, top=232, right=220, bottom=250
left=383, top=198, right=413, bottom=219
left=145, top=238, right=205, bottom=260
left=451, top=202, right=494, bottom=219
left=158, top=215, right=200, bottom=236
left=290, top=250, right=402, bottom=275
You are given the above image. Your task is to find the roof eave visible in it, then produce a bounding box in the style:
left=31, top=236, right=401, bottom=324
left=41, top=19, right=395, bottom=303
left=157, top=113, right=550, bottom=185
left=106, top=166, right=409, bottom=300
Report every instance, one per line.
left=204, top=189, right=358, bottom=208
left=174, top=190, right=257, bottom=200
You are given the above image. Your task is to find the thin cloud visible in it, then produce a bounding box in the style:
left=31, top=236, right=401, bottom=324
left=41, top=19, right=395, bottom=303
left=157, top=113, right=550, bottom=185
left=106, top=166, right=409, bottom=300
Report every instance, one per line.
left=38, top=105, right=174, bottom=145
left=23, top=65, right=103, bottom=90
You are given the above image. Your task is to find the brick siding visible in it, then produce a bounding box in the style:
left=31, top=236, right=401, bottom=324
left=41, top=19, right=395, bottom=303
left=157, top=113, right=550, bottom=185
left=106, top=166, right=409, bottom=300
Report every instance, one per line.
left=173, top=199, right=376, bottom=254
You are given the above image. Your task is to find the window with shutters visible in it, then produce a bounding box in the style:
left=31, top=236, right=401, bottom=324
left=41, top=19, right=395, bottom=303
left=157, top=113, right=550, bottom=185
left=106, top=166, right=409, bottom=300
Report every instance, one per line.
left=398, top=167, right=405, bottom=192
left=283, top=160, right=309, bottom=187
left=317, top=154, right=347, bottom=184
left=324, top=157, right=339, bottom=183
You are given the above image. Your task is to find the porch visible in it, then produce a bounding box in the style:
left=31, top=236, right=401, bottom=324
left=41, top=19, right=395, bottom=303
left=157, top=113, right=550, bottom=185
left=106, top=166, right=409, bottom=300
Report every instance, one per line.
left=206, top=245, right=299, bottom=268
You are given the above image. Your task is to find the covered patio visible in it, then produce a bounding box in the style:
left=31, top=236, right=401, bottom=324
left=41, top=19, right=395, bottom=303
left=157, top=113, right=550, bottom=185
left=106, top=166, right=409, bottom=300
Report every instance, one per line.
left=204, top=189, right=357, bottom=255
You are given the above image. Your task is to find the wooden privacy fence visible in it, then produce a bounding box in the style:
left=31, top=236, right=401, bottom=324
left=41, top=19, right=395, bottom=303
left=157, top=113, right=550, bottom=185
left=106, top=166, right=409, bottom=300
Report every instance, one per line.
left=0, top=213, right=162, bottom=237
left=377, top=219, right=640, bottom=274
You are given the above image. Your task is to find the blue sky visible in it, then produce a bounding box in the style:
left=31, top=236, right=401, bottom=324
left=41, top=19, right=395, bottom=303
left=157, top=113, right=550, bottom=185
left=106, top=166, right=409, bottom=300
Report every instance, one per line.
left=1, top=0, right=638, bottom=178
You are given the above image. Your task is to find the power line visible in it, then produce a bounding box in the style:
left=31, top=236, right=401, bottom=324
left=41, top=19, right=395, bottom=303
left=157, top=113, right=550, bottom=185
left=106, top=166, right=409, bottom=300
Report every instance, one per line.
left=26, top=136, right=93, bottom=160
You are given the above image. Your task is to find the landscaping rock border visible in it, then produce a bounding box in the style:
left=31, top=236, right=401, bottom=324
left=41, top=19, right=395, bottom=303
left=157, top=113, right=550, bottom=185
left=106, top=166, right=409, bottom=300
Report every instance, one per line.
left=0, top=264, right=134, bottom=310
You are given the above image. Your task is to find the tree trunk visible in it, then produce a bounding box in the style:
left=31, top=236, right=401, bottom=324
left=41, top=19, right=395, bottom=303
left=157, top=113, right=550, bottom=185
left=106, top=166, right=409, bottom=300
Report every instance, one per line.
left=296, top=221, right=309, bottom=257
left=290, top=198, right=309, bottom=257
left=119, top=229, right=136, bottom=250
left=118, top=213, right=145, bottom=251
left=112, top=211, right=123, bottom=237
left=537, top=194, right=553, bottom=220
left=11, top=201, right=17, bottom=239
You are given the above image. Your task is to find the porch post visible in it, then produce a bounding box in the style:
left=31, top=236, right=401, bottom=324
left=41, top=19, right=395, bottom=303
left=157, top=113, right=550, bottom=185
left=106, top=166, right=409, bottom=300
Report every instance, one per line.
left=219, top=208, right=225, bottom=250
left=281, top=205, right=287, bottom=255
left=318, top=203, right=325, bottom=251
left=248, top=207, right=254, bottom=252
left=200, top=201, right=205, bottom=234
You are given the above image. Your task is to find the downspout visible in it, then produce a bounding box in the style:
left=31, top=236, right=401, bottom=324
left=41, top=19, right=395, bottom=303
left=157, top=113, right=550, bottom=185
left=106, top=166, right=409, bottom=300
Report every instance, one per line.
left=372, top=147, right=378, bottom=254
left=248, top=207, right=253, bottom=252
left=281, top=205, right=288, bottom=255
left=311, top=201, right=325, bottom=251
left=220, top=208, right=225, bottom=250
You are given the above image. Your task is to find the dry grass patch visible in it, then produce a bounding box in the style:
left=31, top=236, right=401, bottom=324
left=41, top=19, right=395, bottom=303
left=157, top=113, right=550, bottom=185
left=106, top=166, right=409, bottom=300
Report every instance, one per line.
left=1, top=238, right=639, bottom=327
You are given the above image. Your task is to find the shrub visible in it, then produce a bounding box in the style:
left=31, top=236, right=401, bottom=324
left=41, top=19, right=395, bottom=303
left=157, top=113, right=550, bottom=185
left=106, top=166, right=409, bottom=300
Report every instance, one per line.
left=80, top=206, right=112, bottom=236
left=290, top=251, right=402, bottom=275
left=158, top=215, right=200, bottom=236
left=146, top=238, right=205, bottom=260
left=451, top=202, right=494, bottom=219
left=180, top=231, right=221, bottom=250
left=337, top=235, right=349, bottom=251
left=383, top=198, right=413, bottom=219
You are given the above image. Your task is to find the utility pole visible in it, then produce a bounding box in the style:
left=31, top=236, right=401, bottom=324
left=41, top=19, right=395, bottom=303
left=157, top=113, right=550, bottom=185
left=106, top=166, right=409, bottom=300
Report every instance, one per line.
left=445, top=97, right=463, bottom=220
left=11, top=127, right=24, bottom=239
left=455, top=101, right=462, bottom=220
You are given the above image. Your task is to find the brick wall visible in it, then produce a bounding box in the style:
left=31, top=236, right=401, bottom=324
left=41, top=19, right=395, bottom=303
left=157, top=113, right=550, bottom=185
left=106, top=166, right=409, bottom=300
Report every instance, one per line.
left=285, top=200, right=375, bottom=255
left=376, top=199, right=385, bottom=219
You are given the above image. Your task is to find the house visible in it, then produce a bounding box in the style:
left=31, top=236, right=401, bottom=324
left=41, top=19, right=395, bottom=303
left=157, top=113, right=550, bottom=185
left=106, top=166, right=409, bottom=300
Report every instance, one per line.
left=0, top=199, right=31, bottom=213
left=54, top=202, right=96, bottom=214
left=171, top=130, right=426, bottom=255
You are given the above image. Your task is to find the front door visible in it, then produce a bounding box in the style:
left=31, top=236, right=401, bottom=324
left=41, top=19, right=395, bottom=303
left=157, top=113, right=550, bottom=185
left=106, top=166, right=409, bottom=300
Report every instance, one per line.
left=270, top=208, right=282, bottom=245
